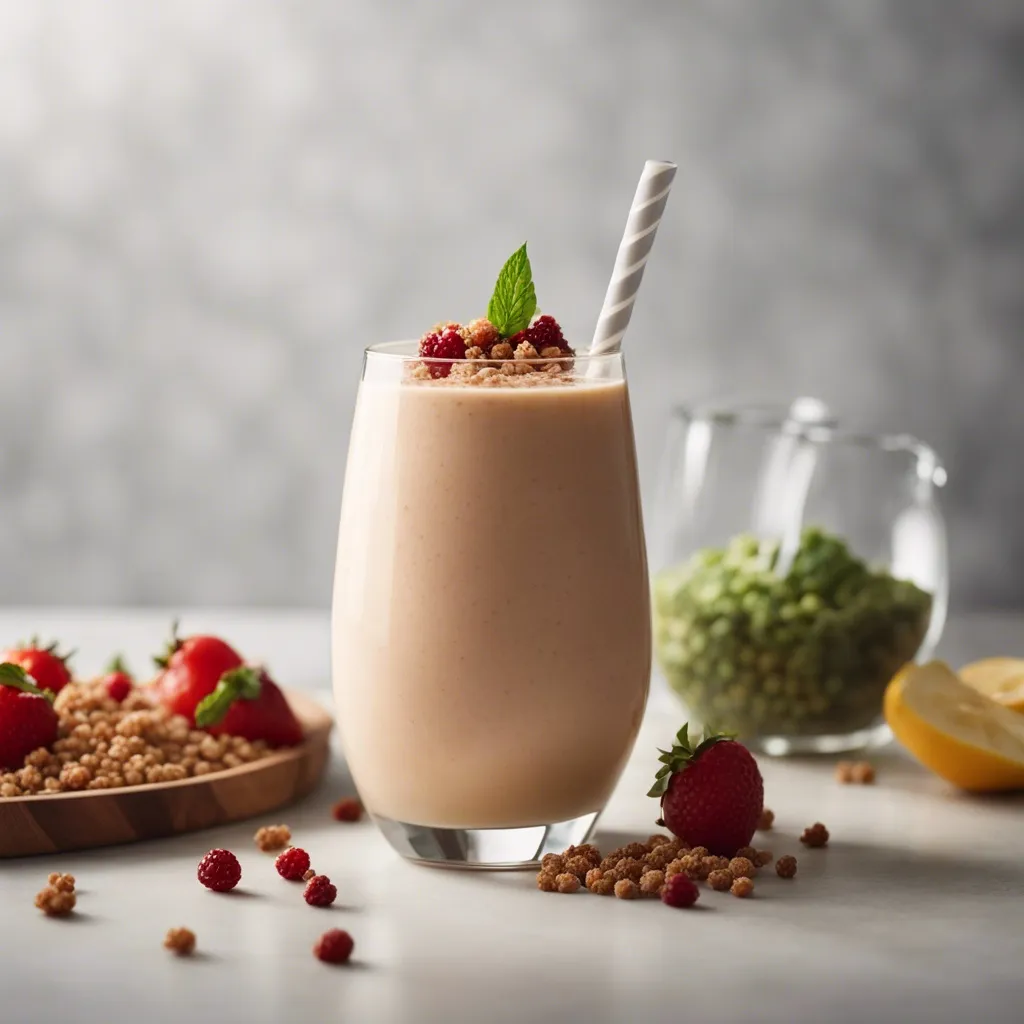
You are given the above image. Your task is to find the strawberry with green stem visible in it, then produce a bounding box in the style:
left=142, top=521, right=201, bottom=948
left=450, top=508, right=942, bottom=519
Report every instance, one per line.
left=150, top=623, right=302, bottom=747
left=0, top=663, right=59, bottom=770
left=649, top=724, right=764, bottom=857
left=0, top=638, right=74, bottom=695
left=150, top=625, right=245, bottom=721
left=102, top=655, right=134, bottom=703
left=194, top=666, right=302, bottom=748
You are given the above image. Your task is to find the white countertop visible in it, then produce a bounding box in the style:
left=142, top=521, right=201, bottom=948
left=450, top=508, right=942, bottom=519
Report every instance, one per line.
left=2, top=608, right=1023, bottom=1024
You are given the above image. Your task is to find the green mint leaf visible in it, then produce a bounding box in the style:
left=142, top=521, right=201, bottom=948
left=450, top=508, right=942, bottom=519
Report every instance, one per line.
left=0, top=662, right=55, bottom=703
left=194, top=666, right=263, bottom=728
left=486, top=243, right=537, bottom=338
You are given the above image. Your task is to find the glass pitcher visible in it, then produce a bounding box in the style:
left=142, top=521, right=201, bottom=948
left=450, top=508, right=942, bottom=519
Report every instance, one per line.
left=650, top=400, right=948, bottom=755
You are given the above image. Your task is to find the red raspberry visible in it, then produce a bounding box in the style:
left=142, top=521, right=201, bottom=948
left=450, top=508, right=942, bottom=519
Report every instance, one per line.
left=418, top=326, right=467, bottom=378
left=303, top=874, right=337, bottom=907
left=526, top=314, right=572, bottom=354
left=314, top=928, right=355, bottom=964
left=103, top=672, right=133, bottom=703
left=197, top=849, right=242, bottom=892
left=275, top=846, right=311, bottom=881
left=660, top=873, right=700, bottom=909
left=331, top=797, right=363, bottom=822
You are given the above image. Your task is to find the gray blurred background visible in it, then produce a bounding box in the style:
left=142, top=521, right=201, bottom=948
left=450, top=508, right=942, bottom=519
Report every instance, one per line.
left=0, top=0, right=1021, bottom=609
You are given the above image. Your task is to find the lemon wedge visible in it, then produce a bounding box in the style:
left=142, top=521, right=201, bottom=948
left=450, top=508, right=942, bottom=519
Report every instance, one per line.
left=884, top=661, right=1024, bottom=791
left=958, top=657, right=1024, bottom=713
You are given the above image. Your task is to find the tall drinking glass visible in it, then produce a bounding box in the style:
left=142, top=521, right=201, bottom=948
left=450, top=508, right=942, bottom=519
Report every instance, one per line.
left=332, top=344, right=651, bottom=868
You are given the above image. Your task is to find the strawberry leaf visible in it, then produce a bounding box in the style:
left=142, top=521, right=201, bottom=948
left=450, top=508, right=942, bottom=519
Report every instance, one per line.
left=0, top=662, right=55, bottom=703
left=106, top=654, right=131, bottom=676
left=194, top=666, right=263, bottom=728
left=648, top=722, right=736, bottom=799
left=12, top=637, right=74, bottom=663
left=153, top=618, right=182, bottom=669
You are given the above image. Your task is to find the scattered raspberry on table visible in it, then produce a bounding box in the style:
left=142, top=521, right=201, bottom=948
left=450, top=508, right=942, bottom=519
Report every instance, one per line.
left=304, top=874, right=337, bottom=907
left=275, top=847, right=311, bottom=881
left=660, top=873, right=699, bottom=908
left=314, top=929, right=354, bottom=964
left=197, top=848, right=242, bottom=892
left=331, top=797, right=363, bottom=822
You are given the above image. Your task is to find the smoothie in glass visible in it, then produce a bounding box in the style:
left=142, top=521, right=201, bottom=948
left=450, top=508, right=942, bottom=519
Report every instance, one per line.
left=332, top=250, right=651, bottom=866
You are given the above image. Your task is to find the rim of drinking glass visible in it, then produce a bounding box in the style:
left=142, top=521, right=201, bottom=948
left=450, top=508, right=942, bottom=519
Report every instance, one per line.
left=672, top=401, right=946, bottom=483
left=364, top=340, right=623, bottom=365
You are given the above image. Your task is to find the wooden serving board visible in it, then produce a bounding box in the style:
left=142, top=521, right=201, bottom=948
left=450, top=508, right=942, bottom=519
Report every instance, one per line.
left=0, top=690, right=333, bottom=858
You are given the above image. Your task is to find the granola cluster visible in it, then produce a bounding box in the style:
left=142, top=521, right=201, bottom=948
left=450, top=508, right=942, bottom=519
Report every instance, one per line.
left=535, top=834, right=792, bottom=903
left=35, top=872, right=77, bottom=916
left=775, top=854, right=798, bottom=878
left=254, top=824, right=292, bottom=852
left=164, top=926, right=197, bottom=956
left=800, top=822, right=830, bottom=848
left=835, top=761, right=876, bottom=785
left=0, top=679, right=271, bottom=797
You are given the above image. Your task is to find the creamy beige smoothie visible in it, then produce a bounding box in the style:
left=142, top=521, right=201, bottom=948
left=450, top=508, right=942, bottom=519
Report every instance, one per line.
left=332, top=365, right=651, bottom=829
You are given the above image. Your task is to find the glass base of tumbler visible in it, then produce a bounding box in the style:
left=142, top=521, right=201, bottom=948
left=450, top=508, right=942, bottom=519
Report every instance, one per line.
left=373, top=810, right=601, bottom=869
left=749, top=721, right=892, bottom=756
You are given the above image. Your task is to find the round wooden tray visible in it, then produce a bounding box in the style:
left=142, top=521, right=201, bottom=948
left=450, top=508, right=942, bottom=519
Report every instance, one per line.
left=0, top=689, right=333, bottom=858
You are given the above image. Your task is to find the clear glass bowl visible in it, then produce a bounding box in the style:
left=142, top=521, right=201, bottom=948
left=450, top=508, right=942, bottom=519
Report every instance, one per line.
left=650, top=401, right=948, bottom=754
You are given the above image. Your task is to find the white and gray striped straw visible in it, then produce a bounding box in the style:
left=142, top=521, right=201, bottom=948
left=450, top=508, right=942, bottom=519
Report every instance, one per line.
left=589, top=159, right=677, bottom=356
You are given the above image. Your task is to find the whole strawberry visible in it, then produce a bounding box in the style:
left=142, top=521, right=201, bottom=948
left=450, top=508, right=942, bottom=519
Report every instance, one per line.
left=150, top=627, right=245, bottom=722
left=649, top=724, right=764, bottom=857
left=101, top=654, right=134, bottom=703
left=0, top=663, right=59, bottom=770
left=194, top=666, right=303, bottom=748
left=0, top=639, right=73, bottom=695
left=151, top=628, right=302, bottom=747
